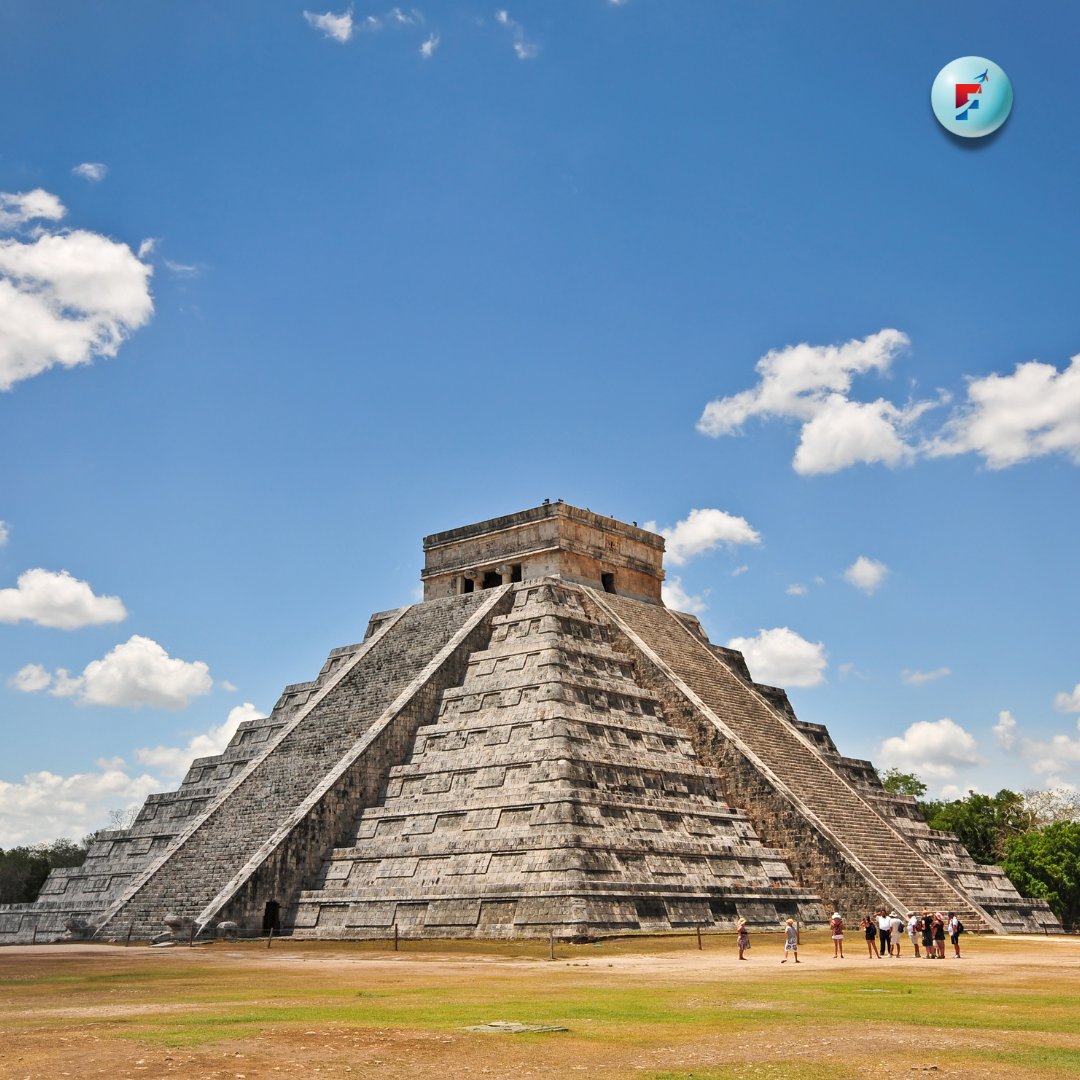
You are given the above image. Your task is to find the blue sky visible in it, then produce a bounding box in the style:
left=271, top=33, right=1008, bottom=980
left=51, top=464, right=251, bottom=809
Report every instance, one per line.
left=2, top=1, right=1079, bottom=845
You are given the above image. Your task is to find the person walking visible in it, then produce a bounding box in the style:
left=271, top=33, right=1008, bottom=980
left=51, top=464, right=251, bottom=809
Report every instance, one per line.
left=862, top=915, right=878, bottom=958
left=781, top=918, right=800, bottom=963
left=829, top=912, right=844, bottom=958
left=737, top=918, right=751, bottom=960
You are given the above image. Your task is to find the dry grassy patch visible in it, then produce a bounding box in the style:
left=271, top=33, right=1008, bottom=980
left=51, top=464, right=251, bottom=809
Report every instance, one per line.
left=2, top=932, right=1079, bottom=1079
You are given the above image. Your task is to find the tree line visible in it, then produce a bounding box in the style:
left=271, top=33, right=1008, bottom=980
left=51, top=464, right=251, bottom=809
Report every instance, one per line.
left=879, top=769, right=1080, bottom=931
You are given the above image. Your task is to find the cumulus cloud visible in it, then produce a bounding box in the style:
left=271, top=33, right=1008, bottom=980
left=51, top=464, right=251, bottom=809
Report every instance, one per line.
left=878, top=718, right=985, bottom=782
left=8, top=663, right=52, bottom=692
left=495, top=9, right=540, bottom=58
left=1054, top=683, right=1080, bottom=714
left=662, top=576, right=707, bottom=615
left=0, top=568, right=126, bottom=629
left=17, top=635, right=212, bottom=709
left=793, top=395, right=928, bottom=475
left=135, top=702, right=266, bottom=778
left=696, top=330, right=927, bottom=474
left=786, top=583, right=808, bottom=596
left=303, top=8, right=354, bottom=42
left=700, top=332, right=1080, bottom=475
left=72, top=162, right=108, bottom=183
left=0, top=520, right=8, bottom=546
left=0, top=759, right=162, bottom=847
left=0, top=190, right=154, bottom=391
left=993, top=709, right=1018, bottom=751
left=731, top=565, right=749, bottom=577
left=0, top=189, right=65, bottom=230
left=643, top=508, right=761, bottom=567
left=843, top=556, right=888, bottom=595
left=901, top=666, right=952, bottom=686
left=419, top=31, right=439, bottom=57
left=928, top=355, right=1080, bottom=469
left=996, top=708, right=1080, bottom=788
left=727, top=626, right=827, bottom=687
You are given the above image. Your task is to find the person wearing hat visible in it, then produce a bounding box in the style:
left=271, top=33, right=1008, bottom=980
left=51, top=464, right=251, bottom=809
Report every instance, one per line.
left=829, top=911, right=844, bottom=958
left=736, top=917, right=751, bottom=960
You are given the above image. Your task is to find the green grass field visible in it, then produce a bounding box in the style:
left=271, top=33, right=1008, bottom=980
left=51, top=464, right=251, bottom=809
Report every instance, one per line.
left=3, top=931, right=1078, bottom=1078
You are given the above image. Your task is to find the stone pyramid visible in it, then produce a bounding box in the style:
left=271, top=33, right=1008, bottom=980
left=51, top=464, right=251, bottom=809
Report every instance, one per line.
left=0, top=503, right=1058, bottom=943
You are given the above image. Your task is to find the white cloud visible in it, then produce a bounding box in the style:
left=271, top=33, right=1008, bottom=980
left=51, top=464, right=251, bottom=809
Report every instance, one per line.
left=0, top=568, right=127, bottom=629
left=495, top=9, right=540, bottom=59
left=662, top=576, right=707, bottom=615
left=1054, top=683, right=1080, bottom=713
left=993, top=709, right=1018, bottom=751
left=731, top=565, right=749, bottom=577
left=0, top=759, right=161, bottom=846
left=697, top=329, right=910, bottom=432
left=72, top=162, right=108, bottom=183
left=843, top=555, right=888, bottom=595
left=22, top=635, right=212, bottom=710
left=0, top=189, right=65, bottom=230
left=786, top=583, right=807, bottom=596
left=135, top=702, right=266, bottom=779
left=727, top=626, right=827, bottom=688
left=643, top=508, right=761, bottom=567
left=304, top=8, right=354, bottom=42
left=137, top=237, right=159, bottom=259
left=878, top=718, right=984, bottom=782
left=928, top=355, right=1080, bottom=469
left=901, top=666, right=952, bottom=686
left=0, top=194, right=154, bottom=391
left=163, top=258, right=204, bottom=278
left=220, top=679, right=238, bottom=693
left=0, top=520, right=8, bottom=546
left=695, top=329, right=951, bottom=475
left=8, top=663, right=52, bottom=692
left=793, top=395, right=927, bottom=475
left=420, top=31, right=439, bottom=57
left=1000, top=709, right=1080, bottom=787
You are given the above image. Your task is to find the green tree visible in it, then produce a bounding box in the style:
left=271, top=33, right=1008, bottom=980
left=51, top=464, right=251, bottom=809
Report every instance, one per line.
left=1003, top=822, right=1080, bottom=931
left=920, top=789, right=1033, bottom=865
left=877, top=768, right=928, bottom=798
left=0, top=838, right=89, bottom=904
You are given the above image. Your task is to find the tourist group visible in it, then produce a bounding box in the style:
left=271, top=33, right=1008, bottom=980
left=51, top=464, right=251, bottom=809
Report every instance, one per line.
left=735, top=910, right=966, bottom=963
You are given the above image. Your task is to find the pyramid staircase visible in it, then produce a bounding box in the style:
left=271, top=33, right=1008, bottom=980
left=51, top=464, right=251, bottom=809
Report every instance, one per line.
left=293, top=581, right=822, bottom=937
left=92, top=588, right=510, bottom=939
left=592, top=590, right=997, bottom=928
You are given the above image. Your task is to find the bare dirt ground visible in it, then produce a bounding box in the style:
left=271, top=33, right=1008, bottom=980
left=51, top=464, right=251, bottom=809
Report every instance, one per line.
left=2, top=933, right=1078, bottom=1080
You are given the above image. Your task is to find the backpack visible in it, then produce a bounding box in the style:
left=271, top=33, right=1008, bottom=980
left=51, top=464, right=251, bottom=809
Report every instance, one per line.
left=955, top=919, right=964, bottom=935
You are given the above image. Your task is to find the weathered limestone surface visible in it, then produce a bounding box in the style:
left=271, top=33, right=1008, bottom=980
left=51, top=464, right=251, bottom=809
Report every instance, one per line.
left=1, top=503, right=1059, bottom=943
left=293, top=582, right=820, bottom=938
left=422, top=502, right=664, bottom=604
left=590, top=591, right=1059, bottom=932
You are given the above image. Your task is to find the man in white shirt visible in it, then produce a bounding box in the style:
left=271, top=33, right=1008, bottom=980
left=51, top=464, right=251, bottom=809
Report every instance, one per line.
left=876, top=910, right=892, bottom=957
left=907, top=912, right=922, bottom=957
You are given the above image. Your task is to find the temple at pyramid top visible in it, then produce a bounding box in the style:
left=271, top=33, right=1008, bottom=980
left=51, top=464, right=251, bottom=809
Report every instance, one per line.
left=422, top=501, right=666, bottom=604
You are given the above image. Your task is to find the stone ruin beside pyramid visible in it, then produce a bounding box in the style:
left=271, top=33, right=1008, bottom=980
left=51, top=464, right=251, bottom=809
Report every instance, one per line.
left=0, top=502, right=1060, bottom=943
